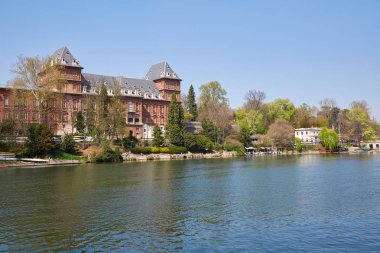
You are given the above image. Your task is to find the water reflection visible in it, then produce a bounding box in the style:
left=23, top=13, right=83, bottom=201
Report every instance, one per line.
left=0, top=155, right=380, bottom=252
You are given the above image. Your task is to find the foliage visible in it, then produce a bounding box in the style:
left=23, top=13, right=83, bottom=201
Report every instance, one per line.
left=10, top=55, right=66, bottom=129
left=293, top=103, right=315, bottom=128
left=94, top=148, right=122, bottom=163
left=199, top=81, right=228, bottom=109
left=130, top=146, right=187, bottom=154
left=294, top=137, right=302, bottom=152
left=201, top=119, right=222, bottom=144
left=224, top=139, right=245, bottom=155
left=347, top=101, right=376, bottom=144
left=61, top=134, right=77, bottom=154
left=152, top=125, right=164, bottom=147
left=184, top=132, right=213, bottom=152
left=25, top=124, right=57, bottom=157
left=75, top=112, right=85, bottom=134
left=239, top=124, right=251, bottom=147
left=165, top=94, right=184, bottom=146
left=266, top=98, right=296, bottom=124
left=109, top=83, right=126, bottom=139
left=187, top=85, right=198, bottom=121
left=95, top=83, right=111, bottom=140
left=235, top=108, right=266, bottom=135
left=123, top=132, right=139, bottom=149
left=0, top=118, right=17, bottom=136
left=318, top=127, right=339, bottom=151
left=267, top=119, right=294, bottom=148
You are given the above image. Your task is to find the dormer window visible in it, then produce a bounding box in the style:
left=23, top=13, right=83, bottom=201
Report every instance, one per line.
left=108, top=89, right=113, bottom=95
left=166, top=72, right=170, bottom=77
left=160, top=72, right=164, bottom=77
left=82, top=87, right=87, bottom=93
left=173, top=73, right=176, bottom=77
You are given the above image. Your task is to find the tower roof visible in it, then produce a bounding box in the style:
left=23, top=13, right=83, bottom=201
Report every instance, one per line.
left=144, top=61, right=181, bottom=81
left=51, top=46, right=82, bottom=68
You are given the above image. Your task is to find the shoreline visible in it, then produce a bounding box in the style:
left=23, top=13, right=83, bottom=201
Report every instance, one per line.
left=1, top=150, right=379, bottom=169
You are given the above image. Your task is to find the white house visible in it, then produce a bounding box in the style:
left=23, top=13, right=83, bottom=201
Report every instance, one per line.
left=362, top=141, right=380, bottom=150
left=295, top=128, right=322, bottom=144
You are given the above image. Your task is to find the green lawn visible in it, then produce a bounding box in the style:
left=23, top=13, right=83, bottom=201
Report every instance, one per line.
left=50, top=152, right=85, bottom=161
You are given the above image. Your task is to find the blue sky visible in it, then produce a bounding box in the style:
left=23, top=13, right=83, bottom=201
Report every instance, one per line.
left=1, top=0, right=379, bottom=118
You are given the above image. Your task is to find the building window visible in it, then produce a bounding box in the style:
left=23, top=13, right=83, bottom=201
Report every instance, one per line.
left=135, top=103, right=139, bottom=112
left=135, top=115, right=140, bottom=123
left=4, top=98, right=9, bottom=107
left=136, top=128, right=140, bottom=133
left=160, top=105, right=164, bottom=114
left=63, top=113, right=68, bottom=122
left=63, top=100, right=68, bottom=109
left=128, top=114, right=133, bottom=123
left=153, top=105, right=156, bottom=113
left=73, top=100, right=78, bottom=110
left=4, top=112, right=9, bottom=119
left=160, top=118, right=164, bottom=125
left=128, top=101, right=133, bottom=112
left=15, top=113, right=19, bottom=120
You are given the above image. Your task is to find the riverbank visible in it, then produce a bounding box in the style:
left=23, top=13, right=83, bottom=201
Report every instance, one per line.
left=0, top=159, right=81, bottom=168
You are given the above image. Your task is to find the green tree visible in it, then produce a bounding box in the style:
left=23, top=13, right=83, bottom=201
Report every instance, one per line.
left=239, top=124, right=251, bottom=147
left=266, top=98, right=296, bottom=124
left=61, top=134, right=77, bottom=154
left=293, top=103, right=314, bottom=128
left=187, top=85, right=198, bottom=121
left=199, top=81, right=228, bottom=109
left=26, top=124, right=56, bottom=157
left=109, top=83, right=126, bottom=139
left=235, top=108, right=266, bottom=135
left=96, top=83, right=111, bottom=140
left=0, top=118, right=17, bottom=137
left=75, top=112, right=85, bottom=134
left=347, top=101, right=376, bottom=145
left=319, top=127, right=339, bottom=150
left=123, top=132, right=139, bottom=149
left=165, top=94, right=184, bottom=146
left=152, top=125, right=164, bottom=147
left=294, top=137, right=302, bottom=152
left=184, top=132, right=213, bottom=152
left=201, top=119, right=221, bottom=144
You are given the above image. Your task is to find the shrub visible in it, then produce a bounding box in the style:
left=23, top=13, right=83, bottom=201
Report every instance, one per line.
left=95, top=148, right=122, bottom=163
left=184, top=132, right=213, bottom=152
left=167, top=146, right=187, bottom=154
left=130, top=147, right=152, bottom=154
left=294, top=137, right=302, bottom=152
left=62, top=134, right=77, bottom=154
left=224, top=139, right=245, bottom=155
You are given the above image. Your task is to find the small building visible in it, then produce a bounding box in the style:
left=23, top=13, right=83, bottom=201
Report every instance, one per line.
left=362, top=141, right=380, bottom=150
left=294, top=128, right=322, bottom=145
left=185, top=121, right=202, bottom=134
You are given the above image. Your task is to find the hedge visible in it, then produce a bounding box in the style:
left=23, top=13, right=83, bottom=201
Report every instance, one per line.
left=130, top=146, right=187, bottom=154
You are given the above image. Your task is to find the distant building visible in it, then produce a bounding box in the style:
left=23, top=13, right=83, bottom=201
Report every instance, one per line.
left=294, top=128, right=322, bottom=144
left=362, top=141, right=380, bottom=150
left=0, top=46, right=182, bottom=139
left=185, top=121, right=202, bottom=134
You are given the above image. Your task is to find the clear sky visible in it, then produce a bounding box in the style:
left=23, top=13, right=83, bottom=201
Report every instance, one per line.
left=1, top=0, right=379, bottom=118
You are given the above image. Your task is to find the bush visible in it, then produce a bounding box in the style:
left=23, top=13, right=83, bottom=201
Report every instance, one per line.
left=130, top=146, right=187, bottom=154
left=95, top=147, right=122, bottom=163
left=184, top=133, right=213, bottom=152
left=123, top=133, right=139, bottom=149
left=62, top=134, right=77, bottom=154
left=167, top=146, right=187, bottom=154
left=130, top=147, right=152, bottom=154
left=224, top=139, right=245, bottom=155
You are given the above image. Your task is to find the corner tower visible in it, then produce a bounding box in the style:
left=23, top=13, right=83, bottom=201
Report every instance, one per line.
left=144, top=62, right=181, bottom=101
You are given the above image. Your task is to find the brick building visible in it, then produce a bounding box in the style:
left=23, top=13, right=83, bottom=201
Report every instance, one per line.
left=0, top=46, right=181, bottom=139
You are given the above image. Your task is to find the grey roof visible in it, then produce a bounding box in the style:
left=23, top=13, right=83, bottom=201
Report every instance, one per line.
left=144, top=61, right=181, bottom=81
left=52, top=46, right=82, bottom=68
left=82, top=73, right=162, bottom=98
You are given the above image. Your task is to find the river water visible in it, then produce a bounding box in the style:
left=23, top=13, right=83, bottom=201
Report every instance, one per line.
left=1, top=154, right=380, bottom=252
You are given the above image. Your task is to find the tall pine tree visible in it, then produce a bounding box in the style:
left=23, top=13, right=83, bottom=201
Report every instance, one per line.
left=152, top=125, right=164, bottom=147
left=166, top=94, right=184, bottom=146
left=187, top=85, right=198, bottom=121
